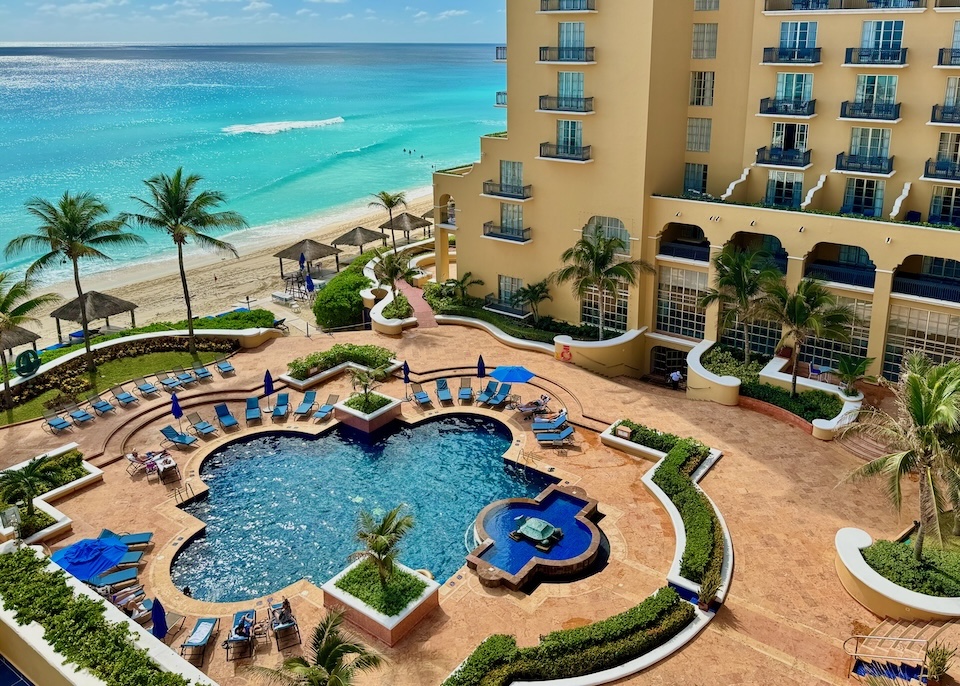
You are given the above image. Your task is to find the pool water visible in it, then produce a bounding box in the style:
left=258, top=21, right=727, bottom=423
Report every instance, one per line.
left=170, top=416, right=555, bottom=602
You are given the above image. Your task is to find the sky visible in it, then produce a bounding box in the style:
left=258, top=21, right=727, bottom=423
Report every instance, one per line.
left=1, top=1, right=505, bottom=44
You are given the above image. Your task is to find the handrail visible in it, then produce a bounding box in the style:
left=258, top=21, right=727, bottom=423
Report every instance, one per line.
left=842, top=634, right=929, bottom=668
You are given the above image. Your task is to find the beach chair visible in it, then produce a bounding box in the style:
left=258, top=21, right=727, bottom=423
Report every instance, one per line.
left=270, top=602, right=301, bottom=651
left=65, top=403, right=95, bottom=425
left=435, top=379, right=453, bottom=404
left=535, top=425, right=575, bottom=447
left=155, top=371, right=182, bottom=392
left=214, top=403, right=239, bottom=429
left=42, top=410, right=74, bottom=434
left=245, top=397, right=262, bottom=423
left=273, top=318, right=289, bottom=332
left=192, top=362, right=214, bottom=381
left=111, top=385, right=138, bottom=406
left=99, top=529, right=154, bottom=548
left=163, top=611, right=187, bottom=642
left=115, top=550, right=145, bottom=567
left=160, top=425, right=198, bottom=449
left=411, top=383, right=431, bottom=407
left=180, top=617, right=219, bottom=666
left=488, top=383, right=512, bottom=407
left=133, top=377, right=161, bottom=397
left=272, top=393, right=290, bottom=419
left=225, top=609, right=257, bottom=661
left=458, top=377, right=474, bottom=403
left=294, top=391, right=317, bottom=418
left=476, top=381, right=499, bottom=405
left=87, top=393, right=116, bottom=416
left=186, top=412, right=218, bottom=437
left=216, top=356, right=235, bottom=375
left=518, top=395, right=551, bottom=418
left=124, top=451, right=162, bottom=475
left=532, top=410, right=567, bottom=432
left=313, top=394, right=339, bottom=421
left=89, top=567, right=138, bottom=589
left=173, top=366, right=198, bottom=386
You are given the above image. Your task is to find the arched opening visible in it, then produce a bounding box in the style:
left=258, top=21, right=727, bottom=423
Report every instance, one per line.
left=892, top=255, right=960, bottom=305
left=584, top=216, right=631, bottom=253
left=728, top=232, right=788, bottom=274
left=438, top=194, right=456, bottom=227
left=804, top=243, right=876, bottom=289
left=650, top=346, right=688, bottom=378
left=658, top=223, right=710, bottom=263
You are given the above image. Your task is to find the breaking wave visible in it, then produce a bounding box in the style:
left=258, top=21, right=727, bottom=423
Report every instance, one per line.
left=222, top=116, right=345, bottom=135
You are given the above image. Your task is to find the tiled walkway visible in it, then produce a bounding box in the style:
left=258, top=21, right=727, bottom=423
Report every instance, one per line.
left=396, top=279, right=437, bottom=328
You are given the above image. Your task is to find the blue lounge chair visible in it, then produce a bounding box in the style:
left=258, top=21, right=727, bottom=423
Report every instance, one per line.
left=294, top=391, right=317, bottom=418
left=225, top=609, right=256, bottom=661
left=87, top=394, right=116, bottom=416
left=411, top=383, right=431, bottom=407
left=111, top=385, right=138, bottom=406
left=180, top=617, right=219, bottom=666
left=533, top=410, right=568, bottom=432
left=270, top=602, right=301, bottom=650
left=155, top=372, right=182, bottom=391
left=458, top=377, right=474, bottom=403
left=476, top=381, right=499, bottom=404
left=173, top=367, right=198, bottom=385
left=435, top=378, right=453, bottom=403
left=89, top=567, right=138, bottom=588
left=134, top=377, right=160, bottom=396
left=216, top=357, right=235, bottom=375
left=245, top=397, right=262, bottom=423
left=99, top=529, right=154, bottom=548
left=66, top=403, right=95, bottom=424
left=536, top=425, right=575, bottom=447
left=314, top=394, right=339, bottom=421
left=186, top=412, right=218, bottom=436
left=488, top=383, right=512, bottom=407
left=116, top=550, right=144, bottom=567
left=214, top=403, right=238, bottom=429
left=160, top=425, right=198, bottom=449
left=42, top=410, right=73, bottom=434
left=192, top=362, right=213, bottom=380
left=272, top=393, right=290, bottom=418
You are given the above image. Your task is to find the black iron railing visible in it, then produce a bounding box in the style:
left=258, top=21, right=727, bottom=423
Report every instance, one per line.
left=495, top=46, right=507, bottom=61
left=539, top=95, right=595, bottom=113
left=539, top=46, right=596, bottom=62
left=484, top=294, right=531, bottom=318
left=844, top=47, right=907, bottom=65
left=839, top=101, right=901, bottom=120
left=835, top=153, right=894, bottom=174
left=495, top=91, right=507, bottom=106
left=658, top=242, right=710, bottom=262
left=540, top=0, right=596, bottom=10
left=482, top=181, right=533, bottom=199
left=756, top=147, right=811, bottom=167
left=925, top=158, right=960, bottom=181
left=805, top=261, right=877, bottom=288
left=893, top=275, right=960, bottom=304
left=483, top=223, right=532, bottom=243
left=540, top=142, right=592, bottom=161
left=759, top=98, right=816, bottom=116
left=932, top=105, right=960, bottom=124
left=939, top=48, right=960, bottom=66
left=762, top=47, right=822, bottom=63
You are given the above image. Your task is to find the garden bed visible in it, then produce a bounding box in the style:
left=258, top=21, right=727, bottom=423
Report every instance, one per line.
left=334, top=559, right=428, bottom=617
left=285, top=343, right=395, bottom=381
left=863, top=540, right=960, bottom=598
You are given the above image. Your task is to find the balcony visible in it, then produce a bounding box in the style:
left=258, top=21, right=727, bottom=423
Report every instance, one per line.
left=539, top=95, right=595, bottom=113
left=924, top=158, right=960, bottom=181
left=762, top=47, right=822, bottom=64
left=482, top=181, right=533, bottom=200
left=835, top=153, right=895, bottom=175
left=763, top=192, right=803, bottom=210
left=759, top=98, right=817, bottom=117
left=658, top=241, right=710, bottom=262
left=765, top=0, right=924, bottom=8
left=483, top=223, right=532, bottom=243
left=839, top=101, right=901, bottom=121
left=484, top=294, right=531, bottom=319
left=840, top=204, right=882, bottom=217
left=495, top=91, right=507, bottom=107
left=540, top=142, right=592, bottom=161
left=540, top=0, right=596, bottom=10
left=930, top=213, right=960, bottom=228
left=756, top=147, right=812, bottom=168
left=844, top=47, right=907, bottom=66
left=539, top=47, right=596, bottom=63
left=893, top=274, right=960, bottom=304
left=495, top=46, right=507, bottom=61
left=805, top=261, right=876, bottom=288
left=932, top=105, right=960, bottom=124
left=939, top=48, right=960, bottom=67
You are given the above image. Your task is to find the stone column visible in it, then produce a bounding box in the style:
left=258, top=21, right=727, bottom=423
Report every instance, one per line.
left=435, top=229, right=450, bottom=283
left=865, top=269, right=894, bottom=380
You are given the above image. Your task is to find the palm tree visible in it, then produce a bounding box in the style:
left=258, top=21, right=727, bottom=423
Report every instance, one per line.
left=368, top=191, right=407, bottom=253
left=835, top=354, right=876, bottom=397
left=755, top=277, right=857, bottom=397
left=244, top=610, right=382, bottom=686
left=0, top=456, right=59, bottom=518
left=0, top=273, right=60, bottom=409
left=124, top=168, right=246, bottom=354
left=372, top=250, right=417, bottom=298
left=510, top=279, right=552, bottom=324
left=5, top=192, right=144, bottom=371
left=844, top=354, right=960, bottom=560
left=444, top=271, right=484, bottom=303
left=551, top=230, right=653, bottom=341
left=346, top=366, right=386, bottom=411
left=350, top=505, right=414, bottom=589
left=698, top=245, right=780, bottom=363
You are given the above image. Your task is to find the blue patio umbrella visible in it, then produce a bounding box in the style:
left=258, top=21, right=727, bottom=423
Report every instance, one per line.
left=171, top=393, right=183, bottom=431
left=490, top=365, right=536, bottom=384
left=402, top=361, right=410, bottom=400
left=305, top=273, right=316, bottom=293
left=477, top=355, right=486, bottom=378
left=51, top=538, right=127, bottom=582
left=264, top=369, right=275, bottom=409
left=299, top=252, right=306, bottom=270
left=151, top=597, right=169, bottom=640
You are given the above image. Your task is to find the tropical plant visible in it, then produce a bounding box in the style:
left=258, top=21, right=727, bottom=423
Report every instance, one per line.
left=350, top=505, right=414, bottom=589
left=244, top=610, right=382, bottom=686
left=5, top=192, right=145, bottom=371
left=835, top=354, right=876, bottom=397
left=698, top=245, right=780, bottom=363
left=926, top=641, right=956, bottom=682
left=755, top=277, right=857, bottom=397
left=0, top=456, right=59, bottom=518
left=124, top=168, right=246, bottom=354
left=551, top=228, right=653, bottom=341
left=510, top=279, right=552, bottom=324
left=368, top=190, right=407, bottom=253
left=444, top=271, right=484, bottom=303
left=346, top=366, right=386, bottom=408
left=844, top=354, right=960, bottom=560
left=0, top=273, right=60, bottom=408
left=372, top=250, right=417, bottom=297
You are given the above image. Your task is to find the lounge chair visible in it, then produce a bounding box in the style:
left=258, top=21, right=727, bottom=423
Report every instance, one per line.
left=155, top=371, right=182, bottom=391
left=163, top=611, right=187, bottom=642
left=518, top=395, right=551, bottom=418
left=535, top=425, right=576, bottom=447
left=124, top=451, right=164, bottom=475
left=65, top=403, right=95, bottom=424
left=532, top=410, right=567, bottom=432
left=173, top=367, right=198, bottom=386
left=458, top=377, right=474, bottom=403
left=99, top=529, right=153, bottom=548
left=476, top=381, right=499, bottom=405
left=214, top=403, right=239, bottom=429
left=216, top=357, right=235, bottom=375
left=133, top=377, right=160, bottom=396
left=186, top=412, right=218, bottom=436
left=273, top=318, right=289, bottom=332
left=87, top=393, right=116, bottom=416
left=111, top=385, right=138, bottom=406
left=435, top=379, right=453, bottom=404
left=225, top=609, right=256, bottom=661
left=313, top=394, right=338, bottom=421
left=245, top=397, right=262, bottom=423
left=294, top=391, right=317, bottom=418
left=270, top=602, right=301, bottom=651
left=160, top=425, right=199, bottom=449
left=411, top=383, right=431, bottom=407
left=115, top=550, right=144, bottom=567
left=488, top=383, right=512, bottom=407
left=272, top=393, right=290, bottom=418
left=192, top=362, right=213, bottom=381
left=42, top=410, right=73, bottom=434
left=89, top=567, right=138, bottom=589
left=180, top=617, right=219, bottom=666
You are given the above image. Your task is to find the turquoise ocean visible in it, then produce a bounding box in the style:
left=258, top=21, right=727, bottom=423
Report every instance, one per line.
left=0, top=43, right=504, bottom=283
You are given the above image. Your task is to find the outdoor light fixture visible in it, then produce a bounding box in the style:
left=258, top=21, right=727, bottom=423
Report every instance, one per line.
left=675, top=212, right=682, bottom=217
left=750, top=220, right=756, bottom=226
left=886, top=237, right=892, bottom=244
left=799, top=226, right=805, bottom=232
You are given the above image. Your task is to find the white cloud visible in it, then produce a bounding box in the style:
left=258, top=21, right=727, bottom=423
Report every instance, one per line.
left=242, top=1, right=269, bottom=10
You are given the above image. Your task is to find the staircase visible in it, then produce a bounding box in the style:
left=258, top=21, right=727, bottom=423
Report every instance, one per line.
left=846, top=619, right=949, bottom=683
left=838, top=433, right=890, bottom=462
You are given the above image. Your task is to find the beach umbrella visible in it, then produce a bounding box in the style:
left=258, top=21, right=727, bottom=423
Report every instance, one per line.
left=151, top=598, right=169, bottom=640
left=477, top=355, right=486, bottom=378
left=306, top=274, right=316, bottom=293
left=402, top=361, right=410, bottom=400
left=264, top=370, right=274, bottom=409
left=299, top=252, right=306, bottom=271
left=51, top=538, right=127, bottom=582
left=490, top=365, right=536, bottom=384
left=171, top=393, right=183, bottom=431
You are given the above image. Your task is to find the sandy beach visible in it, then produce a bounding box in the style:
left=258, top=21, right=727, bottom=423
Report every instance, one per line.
left=26, top=191, right=435, bottom=344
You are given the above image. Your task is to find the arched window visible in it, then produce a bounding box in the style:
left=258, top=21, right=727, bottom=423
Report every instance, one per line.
left=585, top=216, right=631, bottom=254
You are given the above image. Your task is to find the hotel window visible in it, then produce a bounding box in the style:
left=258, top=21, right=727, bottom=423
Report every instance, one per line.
left=947, top=78, right=960, bottom=108
left=861, top=20, right=903, bottom=52
left=938, top=132, right=960, bottom=164
left=855, top=74, right=897, bottom=107
left=776, top=73, right=812, bottom=102
left=838, top=245, right=874, bottom=268
left=689, top=71, right=715, bottom=106
left=930, top=186, right=960, bottom=226
left=765, top=171, right=803, bottom=209
left=500, top=161, right=523, bottom=194
left=686, top=118, right=712, bottom=152
left=556, top=119, right=583, bottom=154
left=500, top=204, right=524, bottom=238
left=850, top=127, right=891, bottom=158
left=720, top=307, right=783, bottom=359
left=922, top=256, right=960, bottom=280
left=800, top=297, right=872, bottom=371
left=842, top=178, right=884, bottom=216
left=656, top=267, right=708, bottom=340
left=558, top=22, right=585, bottom=60
left=581, top=281, right=630, bottom=333
left=694, top=0, right=719, bottom=10
left=884, top=305, right=960, bottom=381
left=586, top=216, right=631, bottom=255
left=684, top=163, right=708, bottom=195
left=953, top=21, right=960, bottom=50
left=557, top=71, right=584, bottom=107
left=498, top=275, right=522, bottom=305
left=780, top=21, right=817, bottom=50
left=771, top=122, right=807, bottom=152
left=692, top=24, right=718, bottom=59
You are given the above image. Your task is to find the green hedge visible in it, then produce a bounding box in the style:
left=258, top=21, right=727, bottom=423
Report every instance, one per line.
left=863, top=540, right=960, bottom=598
left=382, top=293, right=413, bottom=320
left=343, top=393, right=393, bottom=414
left=740, top=382, right=842, bottom=422
left=613, top=420, right=709, bottom=455
left=1, top=450, right=86, bottom=537
left=0, top=549, right=190, bottom=686
left=334, top=559, right=428, bottom=617
left=443, top=588, right=694, bottom=686
left=312, top=272, right=372, bottom=330
left=286, top=343, right=394, bottom=381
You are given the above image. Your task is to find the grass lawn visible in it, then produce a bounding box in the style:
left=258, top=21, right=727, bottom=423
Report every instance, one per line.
left=335, top=559, right=428, bottom=616
left=0, top=351, right=220, bottom=427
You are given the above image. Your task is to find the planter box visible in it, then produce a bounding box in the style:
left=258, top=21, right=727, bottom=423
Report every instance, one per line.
left=321, top=560, right=440, bottom=647
left=737, top=396, right=813, bottom=435
left=278, top=360, right=402, bottom=392
left=333, top=395, right=403, bottom=434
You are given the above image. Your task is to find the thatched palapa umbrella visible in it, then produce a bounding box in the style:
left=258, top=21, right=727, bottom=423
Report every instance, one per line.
left=0, top=326, right=40, bottom=352
left=50, top=292, right=138, bottom=344
left=331, top=226, right=388, bottom=255
left=379, top=212, right=432, bottom=243
left=273, top=239, right=342, bottom=277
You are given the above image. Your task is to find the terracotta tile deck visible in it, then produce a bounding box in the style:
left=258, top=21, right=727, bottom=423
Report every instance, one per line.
left=5, top=325, right=956, bottom=685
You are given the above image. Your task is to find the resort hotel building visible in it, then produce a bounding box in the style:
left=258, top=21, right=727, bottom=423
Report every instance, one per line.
left=432, top=0, right=960, bottom=381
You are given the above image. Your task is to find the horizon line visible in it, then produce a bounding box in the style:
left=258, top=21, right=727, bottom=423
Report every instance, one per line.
left=0, top=41, right=502, bottom=47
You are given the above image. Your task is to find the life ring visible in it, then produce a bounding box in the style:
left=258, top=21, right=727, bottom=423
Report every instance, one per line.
left=14, top=350, right=41, bottom=377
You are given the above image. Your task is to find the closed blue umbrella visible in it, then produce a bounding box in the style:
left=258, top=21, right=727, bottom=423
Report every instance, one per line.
left=264, top=370, right=274, bottom=409
left=151, top=597, right=169, bottom=640
left=51, top=538, right=127, bottom=582
left=477, top=355, right=486, bottom=379
left=402, top=361, right=411, bottom=400
left=305, top=274, right=316, bottom=293
left=299, top=252, right=306, bottom=270
left=171, top=393, right=183, bottom=431
left=490, top=366, right=536, bottom=384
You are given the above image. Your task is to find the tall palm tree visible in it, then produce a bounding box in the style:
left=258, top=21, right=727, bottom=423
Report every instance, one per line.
left=0, top=273, right=60, bottom=409
left=124, top=168, right=246, bottom=354
left=551, top=230, right=653, bottom=341
left=244, top=610, right=382, bottom=686
left=368, top=191, right=407, bottom=253
left=350, top=505, right=414, bottom=589
left=0, top=456, right=59, bottom=518
left=698, top=245, right=780, bottom=363
left=511, top=279, right=552, bottom=324
left=844, top=354, right=960, bottom=560
left=755, top=277, right=857, bottom=397
left=5, top=192, right=144, bottom=371
left=372, top=250, right=417, bottom=298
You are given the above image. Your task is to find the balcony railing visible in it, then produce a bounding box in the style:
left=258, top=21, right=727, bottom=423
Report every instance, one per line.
left=483, top=223, right=532, bottom=243
left=839, top=100, right=901, bottom=121
left=495, top=46, right=507, bottom=61
left=539, top=95, right=595, bottom=113
left=805, top=261, right=876, bottom=288
left=893, top=274, right=960, bottom=304
left=659, top=241, right=710, bottom=262
left=540, top=142, right=592, bottom=161
left=756, top=147, right=811, bottom=167
left=844, top=47, right=907, bottom=66
left=759, top=98, right=816, bottom=116
left=939, top=48, right=960, bottom=66
left=765, top=0, right=924, bottom=8
left=482, top=181, right=533, bottom=199
left=925, top=158, right=960, bottom=181
left=484, top=294, right=531, bottom=319
left=762, top=47, right=822, bottom=63
left=539, top=47, right=596, bottom=62
left=835, top=153, right=894, bottom=174
left=840, top=204, right=881, bottom=217
left=930, top=213, right=960, bottom=227
left=540, top=0, right=596, bottom=10
left=932, top=105, right=960, bottom=124
left=495, top=91, right=507, bottom=107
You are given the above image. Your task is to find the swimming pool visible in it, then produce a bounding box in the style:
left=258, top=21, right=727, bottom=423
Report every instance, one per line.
left=170, top=415, right=556, bottom=602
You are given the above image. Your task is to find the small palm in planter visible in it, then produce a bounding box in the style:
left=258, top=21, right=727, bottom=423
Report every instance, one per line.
left=0, top=456, right=58, bottom=518
left=696, top=567, right=722, bottom=612
left=835, top=354, right=875, bottom=397
left=926, top=642, right=956, bottom=685
left=344, top=366, right=389, bottom=415
left=351, top=505, right=414, bottom=589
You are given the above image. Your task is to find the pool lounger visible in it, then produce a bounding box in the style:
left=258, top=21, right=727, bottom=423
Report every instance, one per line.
left=487, top=383, right=512, bottom=407
left=532, top=410, right=567, bottom=432
left=133, top=377, right=161, bottom=396
left=89, top=567, right=138, bottom=589
left=245, top=397, right=262, bottom=423
left=476, top=381, right=499, bottom=405
left=180, top=617, right=219, bottom=666
left=111, top=386, right=139, bottom=406
left=272, top=393, right=290, bottom=418
left=435, top=378, right=453, bottom=404
left=155, top=371, right=182, bottom=391
left=313, top=395, right=339, bottom=421
left=173, top=366, right=198, bottom=385
left=65, top=403, right=95, bottom=424
left=186, top=412, right=218, bottom=437
left=87, top=393, right=116, bottom=416
left=115, top=550, right=144, bottom=567
left=215, top=403, right=239, bottom=429
left=458, top=377, right=474, bottom=403
left=270, top=603, right=302, bottom=651
left=535, top=425, right=575, bottom=447
left=99, top=529, right=154, bottom=548
left=294, top=391, right=317, bottom=418
left=42, top=410, right=73, bottom=434
left=225, top=609, right=257, bottom=661
left=160, top=425, right=199, bottom=449
left=411, top=382, right=431, bottom=407
left=192, top=362, right=214, bottom=380
left=216, top=357, right=235, bottom=375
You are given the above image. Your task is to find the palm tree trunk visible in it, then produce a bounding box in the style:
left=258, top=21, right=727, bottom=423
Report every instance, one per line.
left=177, top=242, right=197, bottom=355
left=597, top=300, right=605, bottom=342
left=914, top=518, right=926, bottom=561
left=388, top=208, right=397, bottom=253
left=742, top=320, right=751, bottom=364
left=790, top=344, right=800, bottom=398
left=0, top=347, right=11, bottom=410
left=72, top=259, right=95, bottom=372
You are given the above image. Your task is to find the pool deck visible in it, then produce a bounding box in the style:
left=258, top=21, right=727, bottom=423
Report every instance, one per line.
left=3, top=325, right=958, bottom=685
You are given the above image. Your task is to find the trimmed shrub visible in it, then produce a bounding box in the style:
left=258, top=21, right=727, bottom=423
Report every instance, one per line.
left=0, top=449, right=86, bottom=537
left=344, top=393, right=393, bottom=414
left=286, top=343, right=394, bottom=381
left=334, top=559, right=428, bottom=616
left=382, top=293, right=413, bottom=320
left=740, top=382, right=843, bottom=422
left=613, top=419, right=708, bottom=455
left=312, top=271, right=372, bottom=330
left=863, top=540, right=960, bottom=598
left=702, top=346, right=765, bottom=385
